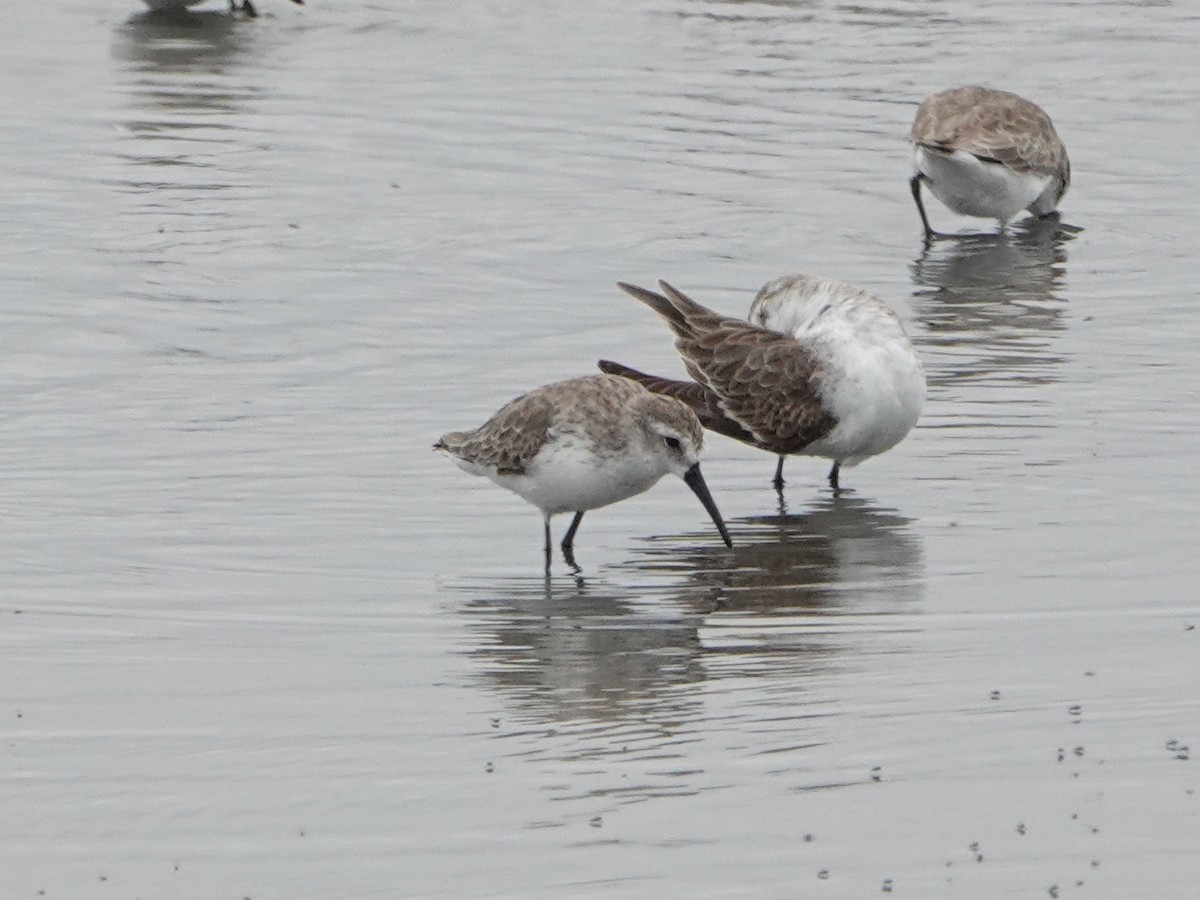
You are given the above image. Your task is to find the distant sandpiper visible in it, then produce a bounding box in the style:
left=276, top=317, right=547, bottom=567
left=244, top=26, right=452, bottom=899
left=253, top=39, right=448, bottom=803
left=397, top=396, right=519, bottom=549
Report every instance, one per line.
left=600, top=276, right=925, bottom=493
left=909, top=85, right=1070, bottom=238
left=435, top=373, right=732, bottom=569
left=140, top=0, right=304, bottom=16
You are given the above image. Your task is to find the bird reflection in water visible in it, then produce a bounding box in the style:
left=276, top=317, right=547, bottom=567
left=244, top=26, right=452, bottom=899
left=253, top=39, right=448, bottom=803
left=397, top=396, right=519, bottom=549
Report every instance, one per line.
left=454, top=496, right=923, bottom=804
left=109, top=6, right=284, bottom=281
left=111, top=8, right=254, bottom=190
left=457, top=495, right=924, bottom=726
left=621, top=493, right=925, bottom=616
left=909, top=215, right=1078, bottom=390
left=113, top=7, right=249, bottom=75
left=457, top=574, right=706, bottom=736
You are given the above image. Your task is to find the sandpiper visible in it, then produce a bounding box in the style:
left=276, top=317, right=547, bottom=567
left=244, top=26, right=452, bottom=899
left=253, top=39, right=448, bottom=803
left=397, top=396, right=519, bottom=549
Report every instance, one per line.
left=434, top=373, right=732, bottom=568
left=141, top=0, right=303, bottom=16
left=599, top=275, right=925, bottom=493
left=909, top=85, right=1070, bottom=239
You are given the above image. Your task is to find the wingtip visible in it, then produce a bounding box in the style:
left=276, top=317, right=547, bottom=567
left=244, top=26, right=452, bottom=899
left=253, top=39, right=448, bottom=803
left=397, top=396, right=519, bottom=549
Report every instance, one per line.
left=657, top=280, right=689, bottom=304
left=616, top=280, right=654, bottom=301
left=616, top=280, right=688, bottom=327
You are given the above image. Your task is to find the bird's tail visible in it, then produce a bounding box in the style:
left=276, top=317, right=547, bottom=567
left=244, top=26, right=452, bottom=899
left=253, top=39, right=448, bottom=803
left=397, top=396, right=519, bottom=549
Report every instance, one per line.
left=598, top=360, right=700, bottom=402
left=433, top=432, right=466, bottom=454
left=616, top=281, right=687, bottom=328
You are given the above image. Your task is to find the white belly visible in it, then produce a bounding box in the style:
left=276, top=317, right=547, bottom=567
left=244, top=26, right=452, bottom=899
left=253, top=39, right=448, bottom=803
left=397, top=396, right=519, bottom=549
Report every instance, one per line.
left=495, top=437, right=665, bottom=517
left=804, top=340, right=926, bottom=467
left=914, top=146, right=1050, bottom=225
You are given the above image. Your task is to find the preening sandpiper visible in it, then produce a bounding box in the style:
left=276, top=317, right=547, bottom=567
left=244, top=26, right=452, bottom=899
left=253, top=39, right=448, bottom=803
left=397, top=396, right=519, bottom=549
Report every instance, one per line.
left=599, top=275, right=925, bottom=493
left=434, top=373, right=732, bottom=569
left=909, top=85, right=1070, bottom=239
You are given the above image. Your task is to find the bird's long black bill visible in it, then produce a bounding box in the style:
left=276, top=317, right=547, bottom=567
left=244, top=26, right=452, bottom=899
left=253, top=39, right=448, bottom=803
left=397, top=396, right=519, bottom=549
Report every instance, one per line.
left=683, top=463, right=732, bottom=548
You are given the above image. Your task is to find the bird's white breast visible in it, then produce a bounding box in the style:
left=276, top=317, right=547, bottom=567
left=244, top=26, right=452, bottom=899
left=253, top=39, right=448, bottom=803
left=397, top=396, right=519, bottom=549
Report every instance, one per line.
left=495, top=431, right=665, bottom=516
left=758, top=285, right=925, bottom=467
left=806, top=331, right=925, bottom=466
left=913, top=146, right=1050, bottom=224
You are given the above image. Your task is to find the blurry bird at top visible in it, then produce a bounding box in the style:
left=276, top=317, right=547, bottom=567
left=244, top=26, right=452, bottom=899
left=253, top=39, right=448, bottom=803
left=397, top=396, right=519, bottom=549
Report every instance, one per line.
left=141, top=0, right=304, bottom=17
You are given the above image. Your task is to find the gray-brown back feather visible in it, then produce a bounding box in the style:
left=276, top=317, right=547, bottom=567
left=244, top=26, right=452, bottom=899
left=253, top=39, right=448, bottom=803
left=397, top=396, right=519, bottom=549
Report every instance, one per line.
left=435, top=391, right=554, bottom=476
left=613, top=281, right=836, bottom=454
left=911, top=85, right=1068, bottom=184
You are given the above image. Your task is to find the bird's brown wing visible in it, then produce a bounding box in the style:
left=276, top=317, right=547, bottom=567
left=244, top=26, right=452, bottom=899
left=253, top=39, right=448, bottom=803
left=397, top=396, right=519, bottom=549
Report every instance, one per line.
left=911, top=86, right=1066, bottom=177
left=435, top=390, right=553, bottom=476
left=676, top=323, right=835, bottom=454
left=617, top=281, right=836, bottom=453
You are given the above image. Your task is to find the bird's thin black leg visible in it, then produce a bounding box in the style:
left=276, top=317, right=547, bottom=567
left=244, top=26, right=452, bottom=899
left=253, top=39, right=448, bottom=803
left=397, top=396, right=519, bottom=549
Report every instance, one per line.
left=543, top=519, right=553, bottom=572
left=561, top=511, right=584, bottom=551
left=772, top=456, right=786, bottom=491
left=560, top=511, right=584, bottom=571
left=910, top=175, right=937, bottom=241
left=828, top=461, right=841, bottom=494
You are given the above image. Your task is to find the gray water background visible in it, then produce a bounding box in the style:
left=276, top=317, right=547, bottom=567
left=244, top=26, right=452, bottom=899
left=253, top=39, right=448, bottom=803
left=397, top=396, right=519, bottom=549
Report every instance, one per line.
left=2, top=0, right=1197, bottom=896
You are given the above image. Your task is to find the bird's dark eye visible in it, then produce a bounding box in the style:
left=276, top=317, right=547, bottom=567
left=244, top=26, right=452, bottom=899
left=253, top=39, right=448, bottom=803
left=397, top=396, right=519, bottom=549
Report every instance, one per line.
left=664, top=436, right=682, bottom=451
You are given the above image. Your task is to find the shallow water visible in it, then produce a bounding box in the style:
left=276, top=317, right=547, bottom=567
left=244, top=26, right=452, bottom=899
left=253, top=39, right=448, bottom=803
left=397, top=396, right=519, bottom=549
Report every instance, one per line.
left=2, top=0, right=1198, bottom=896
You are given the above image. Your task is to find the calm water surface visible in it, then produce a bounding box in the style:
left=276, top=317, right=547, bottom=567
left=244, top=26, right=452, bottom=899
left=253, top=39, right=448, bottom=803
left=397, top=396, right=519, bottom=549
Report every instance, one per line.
left=2, top=0, right=1197, bottom=897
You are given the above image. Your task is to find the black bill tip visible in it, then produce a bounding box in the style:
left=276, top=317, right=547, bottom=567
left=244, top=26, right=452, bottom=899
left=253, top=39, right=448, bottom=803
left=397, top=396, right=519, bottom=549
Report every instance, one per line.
left=683, top=463, right=732, bottom=548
